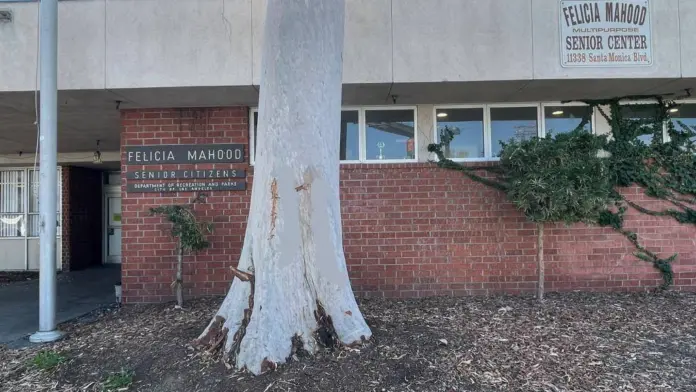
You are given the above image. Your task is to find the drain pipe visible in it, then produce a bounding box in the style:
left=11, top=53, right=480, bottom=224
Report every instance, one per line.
left=30, top=0, right=62, bottom=344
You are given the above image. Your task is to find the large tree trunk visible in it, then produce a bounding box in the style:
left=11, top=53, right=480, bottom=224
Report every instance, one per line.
left=195, top=0, right=371, bottom=375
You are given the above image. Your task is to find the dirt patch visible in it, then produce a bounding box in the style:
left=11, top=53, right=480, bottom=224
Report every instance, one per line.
left=0, top=271, right=39, bottom=286
left=1, top=292, right=696, bottom=391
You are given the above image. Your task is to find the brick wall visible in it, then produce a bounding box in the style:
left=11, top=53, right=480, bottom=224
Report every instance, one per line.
left=121, top=108, right=251, bottom=303
left=120, top=107, right=696, bottom=303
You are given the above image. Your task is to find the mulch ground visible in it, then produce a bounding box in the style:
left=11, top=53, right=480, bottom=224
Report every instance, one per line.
left=1, top=292, right=696, bottom=392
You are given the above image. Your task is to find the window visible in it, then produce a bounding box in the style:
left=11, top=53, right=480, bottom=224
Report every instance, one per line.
left=434, top=107, right=485, bottom=159
left=436, top=103, right=593, bottom=161
left=0, top=170, right=25, bottom=237
left=340, top=110, right=360, bottom=161
left=0, top=168, right=61, bottom=238
left=543, top=105, right=593, bottom=136
left=250, top=107, right=418, bottom=164
left=669, top=103, right=696, bottom=143
left=490, top=106, right=539, bottom=157
left=619, top=104, right=663, bottom=144
left=365, top=109, right=415, bottom=161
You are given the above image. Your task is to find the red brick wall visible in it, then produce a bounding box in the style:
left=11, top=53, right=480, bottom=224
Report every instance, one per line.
left=120, top=107, right=696, bottom=303
left=120, top=108, right=251, bottom=303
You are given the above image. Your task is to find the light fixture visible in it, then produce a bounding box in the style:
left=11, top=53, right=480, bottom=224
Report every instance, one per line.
left=93, top=140, right=103, bottom=164
left=669, top=107, right=679, bottom=113
left=552, top=110, right=564, bottom=116
left=437, top=112, right=448, bottom=118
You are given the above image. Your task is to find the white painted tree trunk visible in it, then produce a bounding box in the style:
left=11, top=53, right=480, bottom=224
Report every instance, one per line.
left=196, top=0, right=371, bottom=375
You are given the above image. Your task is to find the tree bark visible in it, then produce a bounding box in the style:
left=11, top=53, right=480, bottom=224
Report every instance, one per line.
left=537, top=222, right=544, bottom=301
left=175, top=240, right=184, bottom=307
left=196, top=0, right=371, bottom=375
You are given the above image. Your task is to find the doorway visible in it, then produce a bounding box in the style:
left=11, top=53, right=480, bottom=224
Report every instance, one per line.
left=103, top=171, right=122, bottom=265
left=105, top=193, right=121, bottom=264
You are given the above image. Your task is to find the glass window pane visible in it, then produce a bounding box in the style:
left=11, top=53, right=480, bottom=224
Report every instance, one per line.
left=544, top=106, right=593, bottom=136
left=490, top=107, right=539, bottom=157
left=29, top=170, right=61, bottom=213
left=365, top=109, right=416, bottom=160
left=28, top=214, right=40, bottom=237
left=340, top=111, right=359, bottom=161
left=619, top=104, right=661, bottom=144
left=669, top=104, right=696, bottom=143
left=0, top=170, right=24, bottom=214
left=435, top=108, right=485, bottom=159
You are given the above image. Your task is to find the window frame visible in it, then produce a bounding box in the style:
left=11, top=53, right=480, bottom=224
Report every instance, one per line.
left=486, top=102, right=542, bottom=159
left=432, top=104, right=490, bottom=162
left=249, top=105, right=419, bottom=165
left=541, top=101, right=597, bottom=138
left=339, top=106, right=362, bottom=164
left=362, top=105, right=418, bottom=164
left=667, top=98, right=696, bottom=144
left=434, top=102, right=597, bottom=162
left=617, top=99, right=669, bottom=143
left=0, top=167, right=62, bottom=240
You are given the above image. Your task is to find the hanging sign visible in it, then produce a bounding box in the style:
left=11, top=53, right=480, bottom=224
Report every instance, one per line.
left=559, top=0, right=652, bottom=67
left=125, top=144, right=245, bottom=164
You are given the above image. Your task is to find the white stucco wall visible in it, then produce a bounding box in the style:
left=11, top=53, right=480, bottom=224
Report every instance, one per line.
left=533, top=0, right=682, bottom=79
left=0, top=0, right=693, bottom=93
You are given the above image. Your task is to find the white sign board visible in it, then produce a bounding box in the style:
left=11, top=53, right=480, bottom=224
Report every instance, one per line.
left=560, top=0, right=652, bottom=67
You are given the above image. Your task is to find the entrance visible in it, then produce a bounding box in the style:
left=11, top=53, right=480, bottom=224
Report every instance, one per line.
left=104, top=190, right=122, bottom=264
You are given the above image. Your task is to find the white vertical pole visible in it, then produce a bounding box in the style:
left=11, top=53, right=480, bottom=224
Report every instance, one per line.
left=30, top=0, right=62, bottom=343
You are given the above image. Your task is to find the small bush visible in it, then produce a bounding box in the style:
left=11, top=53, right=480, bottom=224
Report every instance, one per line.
left=31, top=350, right=66, bottom=371
left=102, top=368, right=135, bottom=391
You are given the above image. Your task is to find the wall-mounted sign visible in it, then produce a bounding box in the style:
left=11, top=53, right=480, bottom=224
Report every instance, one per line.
left=125, top=144, right=245, bottom=164
left=126, top=169, right=245, bottom=180
left=127, top=181, right=246, bottom=193
left=560, top=0, right=652, bottom=67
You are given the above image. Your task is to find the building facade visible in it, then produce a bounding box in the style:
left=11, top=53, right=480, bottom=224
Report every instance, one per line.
left=0, top=0, right=695, bottom=302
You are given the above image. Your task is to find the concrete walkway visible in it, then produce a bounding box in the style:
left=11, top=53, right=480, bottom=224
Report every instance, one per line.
left=0, top=264, right=121, bottom=347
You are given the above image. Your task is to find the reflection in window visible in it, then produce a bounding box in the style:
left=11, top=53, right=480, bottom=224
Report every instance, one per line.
left=252, top=110, right=362, bottom=162
left=340, top=111, right=359, bottom=161
left=365, top=109, right=416, bottom=160
left=619, top=104, right=662, bottom=144
left=544, top=106, right=592, bottom=136
left=490, top=107, right=538, bottom=157
left=435, top=108, right=485, bottom=159
left=669, top=104, right=696, bottom=143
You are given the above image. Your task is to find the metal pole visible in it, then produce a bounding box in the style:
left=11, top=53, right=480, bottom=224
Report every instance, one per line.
left=30, top=0, right=62, bottom=344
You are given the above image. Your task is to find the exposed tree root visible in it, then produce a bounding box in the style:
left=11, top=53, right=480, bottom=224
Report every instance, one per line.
left=193, top=315, right=228, bottom=355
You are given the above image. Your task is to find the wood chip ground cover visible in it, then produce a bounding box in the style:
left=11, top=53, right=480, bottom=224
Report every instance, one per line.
left=1, top=292, right=695, bottom=391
